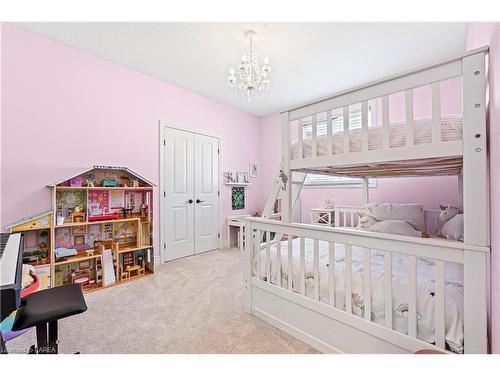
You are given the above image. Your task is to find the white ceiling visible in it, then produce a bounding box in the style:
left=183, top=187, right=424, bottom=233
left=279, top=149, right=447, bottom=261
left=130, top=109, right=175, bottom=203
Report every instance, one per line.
left=14, top=22, right=467, bottom=117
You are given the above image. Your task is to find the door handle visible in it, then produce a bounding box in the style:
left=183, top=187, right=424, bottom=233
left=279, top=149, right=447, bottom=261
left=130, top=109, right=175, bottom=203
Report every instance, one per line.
left=196, top=199, right=204, bottom=204
left=186, top=199, right=193, bottom=204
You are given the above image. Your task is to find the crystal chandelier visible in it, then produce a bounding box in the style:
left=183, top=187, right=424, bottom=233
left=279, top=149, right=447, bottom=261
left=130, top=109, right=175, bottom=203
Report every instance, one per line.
left=227, top=30, right=271, bottom=100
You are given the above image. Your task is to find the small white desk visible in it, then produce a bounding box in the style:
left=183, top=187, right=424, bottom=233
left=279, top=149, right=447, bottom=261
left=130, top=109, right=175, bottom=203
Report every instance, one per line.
left=310, top=208, right=335, bottom=226
left=226, top=215, right=250, bottom=252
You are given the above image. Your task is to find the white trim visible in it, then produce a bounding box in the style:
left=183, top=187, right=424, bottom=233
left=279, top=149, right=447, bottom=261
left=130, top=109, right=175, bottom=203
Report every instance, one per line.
left=303, top=175, right=377, bottom=189
left=159, top=122, right=221, bottom=263
left=252, top=308, right=342, bottom=354
left=462, top=52, right=489, bottom=353
left=290, top=141, right=462, bottom=171
left=246, top=217, right=488, bottom=256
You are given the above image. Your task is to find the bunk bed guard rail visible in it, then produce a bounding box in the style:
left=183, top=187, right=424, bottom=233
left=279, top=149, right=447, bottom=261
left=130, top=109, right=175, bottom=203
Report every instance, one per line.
left=243, top=217, right=490, bottom=354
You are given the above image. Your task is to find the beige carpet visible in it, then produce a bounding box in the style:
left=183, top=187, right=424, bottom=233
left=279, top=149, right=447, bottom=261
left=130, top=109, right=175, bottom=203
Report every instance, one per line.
left=7, top=248, right=318, bottom=354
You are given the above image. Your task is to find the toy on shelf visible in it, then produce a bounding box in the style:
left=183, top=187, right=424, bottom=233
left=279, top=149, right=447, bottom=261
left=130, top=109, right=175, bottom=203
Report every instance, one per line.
left=102, top=180, right=117, bottom=187
left=70, top=205, right=86, bottom=223
left=69, top=176, right=83, bottom=187
left=88, top=202, right=103, bottom=216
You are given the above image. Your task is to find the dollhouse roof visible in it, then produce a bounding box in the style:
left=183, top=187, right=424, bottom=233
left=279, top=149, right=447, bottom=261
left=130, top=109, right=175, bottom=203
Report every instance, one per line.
left=5, top=209, right=54, bottom=229
left=48, top=165, right=156, bottom=187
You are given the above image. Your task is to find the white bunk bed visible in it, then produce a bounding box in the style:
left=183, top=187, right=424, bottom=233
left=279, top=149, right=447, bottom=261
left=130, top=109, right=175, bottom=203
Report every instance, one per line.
left=244, top=47, right=490, bottom=354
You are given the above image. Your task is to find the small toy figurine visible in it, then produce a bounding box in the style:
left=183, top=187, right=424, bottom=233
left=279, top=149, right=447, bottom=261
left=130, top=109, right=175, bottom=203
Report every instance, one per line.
left=86, top=179, right=94, bottom=187
left=70, top=205, right=86, bottom=223
left=279, top=169, right=288, bottom=191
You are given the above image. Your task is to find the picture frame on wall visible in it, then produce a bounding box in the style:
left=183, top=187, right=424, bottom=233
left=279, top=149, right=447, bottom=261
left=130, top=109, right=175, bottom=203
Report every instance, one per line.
left=237, top=171, right=249, bottom=184
left=249, top=162, right=258, bottom=177
left=73, top=235, right=85, bottom=246
left=71, top=224, right=88, bottom=236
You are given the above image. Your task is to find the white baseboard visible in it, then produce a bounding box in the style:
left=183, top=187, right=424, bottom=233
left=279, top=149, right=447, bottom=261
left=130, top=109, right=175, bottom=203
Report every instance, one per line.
left=252, top=307, right=342, bottom=354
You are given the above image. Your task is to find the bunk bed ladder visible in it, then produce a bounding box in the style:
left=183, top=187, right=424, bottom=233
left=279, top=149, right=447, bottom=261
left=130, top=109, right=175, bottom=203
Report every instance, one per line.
left=261, top=165, right=306, bottom=220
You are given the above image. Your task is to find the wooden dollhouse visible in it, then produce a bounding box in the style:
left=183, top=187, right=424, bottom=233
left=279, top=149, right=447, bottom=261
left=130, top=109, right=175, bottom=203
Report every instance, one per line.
left=7, top=166, right=155, bottom=293
left=5, top=210, right=53, bottom=290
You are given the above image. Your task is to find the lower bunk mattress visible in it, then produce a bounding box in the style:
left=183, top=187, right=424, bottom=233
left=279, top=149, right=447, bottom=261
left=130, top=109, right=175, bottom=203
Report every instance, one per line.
left=256, top=237, right=464, bottom=353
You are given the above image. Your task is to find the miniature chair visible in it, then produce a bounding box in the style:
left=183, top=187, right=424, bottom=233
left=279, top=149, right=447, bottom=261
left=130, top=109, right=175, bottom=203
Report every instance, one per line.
left=12, top=284, right=87, bottom=354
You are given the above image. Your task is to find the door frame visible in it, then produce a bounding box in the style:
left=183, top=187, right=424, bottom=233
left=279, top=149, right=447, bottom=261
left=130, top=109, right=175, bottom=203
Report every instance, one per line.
left=159, top=122, right=221, bottom=263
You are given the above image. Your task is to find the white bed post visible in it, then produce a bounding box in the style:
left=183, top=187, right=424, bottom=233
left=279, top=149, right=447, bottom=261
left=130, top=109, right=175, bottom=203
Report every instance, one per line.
left=458, top=173, right=463, bottom=212
left=244, top=218, right=253, bottom=314
left=361, top=177, right=369, bottom=208
left=462, top=51, right=488, bottom=354
left=281, top=112, right=293, bottom=223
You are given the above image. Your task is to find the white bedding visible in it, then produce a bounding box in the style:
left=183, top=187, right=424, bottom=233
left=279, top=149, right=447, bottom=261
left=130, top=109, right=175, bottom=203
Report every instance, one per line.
left=292, top=116, right=463, bottom=159
left=256, top=237, right=464, bottom=353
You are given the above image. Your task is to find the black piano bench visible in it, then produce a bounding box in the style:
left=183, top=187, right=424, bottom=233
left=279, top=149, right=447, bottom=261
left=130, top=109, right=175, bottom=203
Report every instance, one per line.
left=12, top=284, right=87, bottom=354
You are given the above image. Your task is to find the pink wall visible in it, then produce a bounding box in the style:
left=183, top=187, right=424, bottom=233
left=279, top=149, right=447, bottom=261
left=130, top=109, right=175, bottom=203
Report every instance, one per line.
left=0, top=23, right=263, bottom=252
left=466, top=22, right=500, bottom=354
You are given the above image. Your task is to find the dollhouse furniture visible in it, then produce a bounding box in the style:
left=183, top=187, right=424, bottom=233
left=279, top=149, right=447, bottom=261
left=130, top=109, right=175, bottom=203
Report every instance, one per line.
left=126, top=265, right=141, bottom=278
left=245, top=47, right=490, bottom=354
left=12, top=284, right=87, bottom=354
left=6, top=166, right=156, bottom=294
left=73, top=277, right=89, bottom=287
left=309, top=208, right=335, bottom=226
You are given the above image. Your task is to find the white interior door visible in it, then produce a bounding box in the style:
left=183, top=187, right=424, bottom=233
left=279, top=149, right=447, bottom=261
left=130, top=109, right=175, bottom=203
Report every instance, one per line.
left=164, top=127, right=195, bottom=261
left=194, top=134, right=220, bottom=253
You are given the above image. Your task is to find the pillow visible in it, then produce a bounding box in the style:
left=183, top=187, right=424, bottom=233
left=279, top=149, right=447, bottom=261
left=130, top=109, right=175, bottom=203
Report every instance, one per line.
left=366, top=203, right=425, bottom=231
left=440, top=214, right=464, bottom=241
left=366, top=220, right=424, bottom=238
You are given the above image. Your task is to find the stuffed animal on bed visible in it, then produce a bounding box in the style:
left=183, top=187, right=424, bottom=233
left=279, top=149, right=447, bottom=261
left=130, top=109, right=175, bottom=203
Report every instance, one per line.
left=438, top=205, right=463, bottom=241
left=357, top=215, right=429, bottom=238
left=438, top=204, right=459, bottom=236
